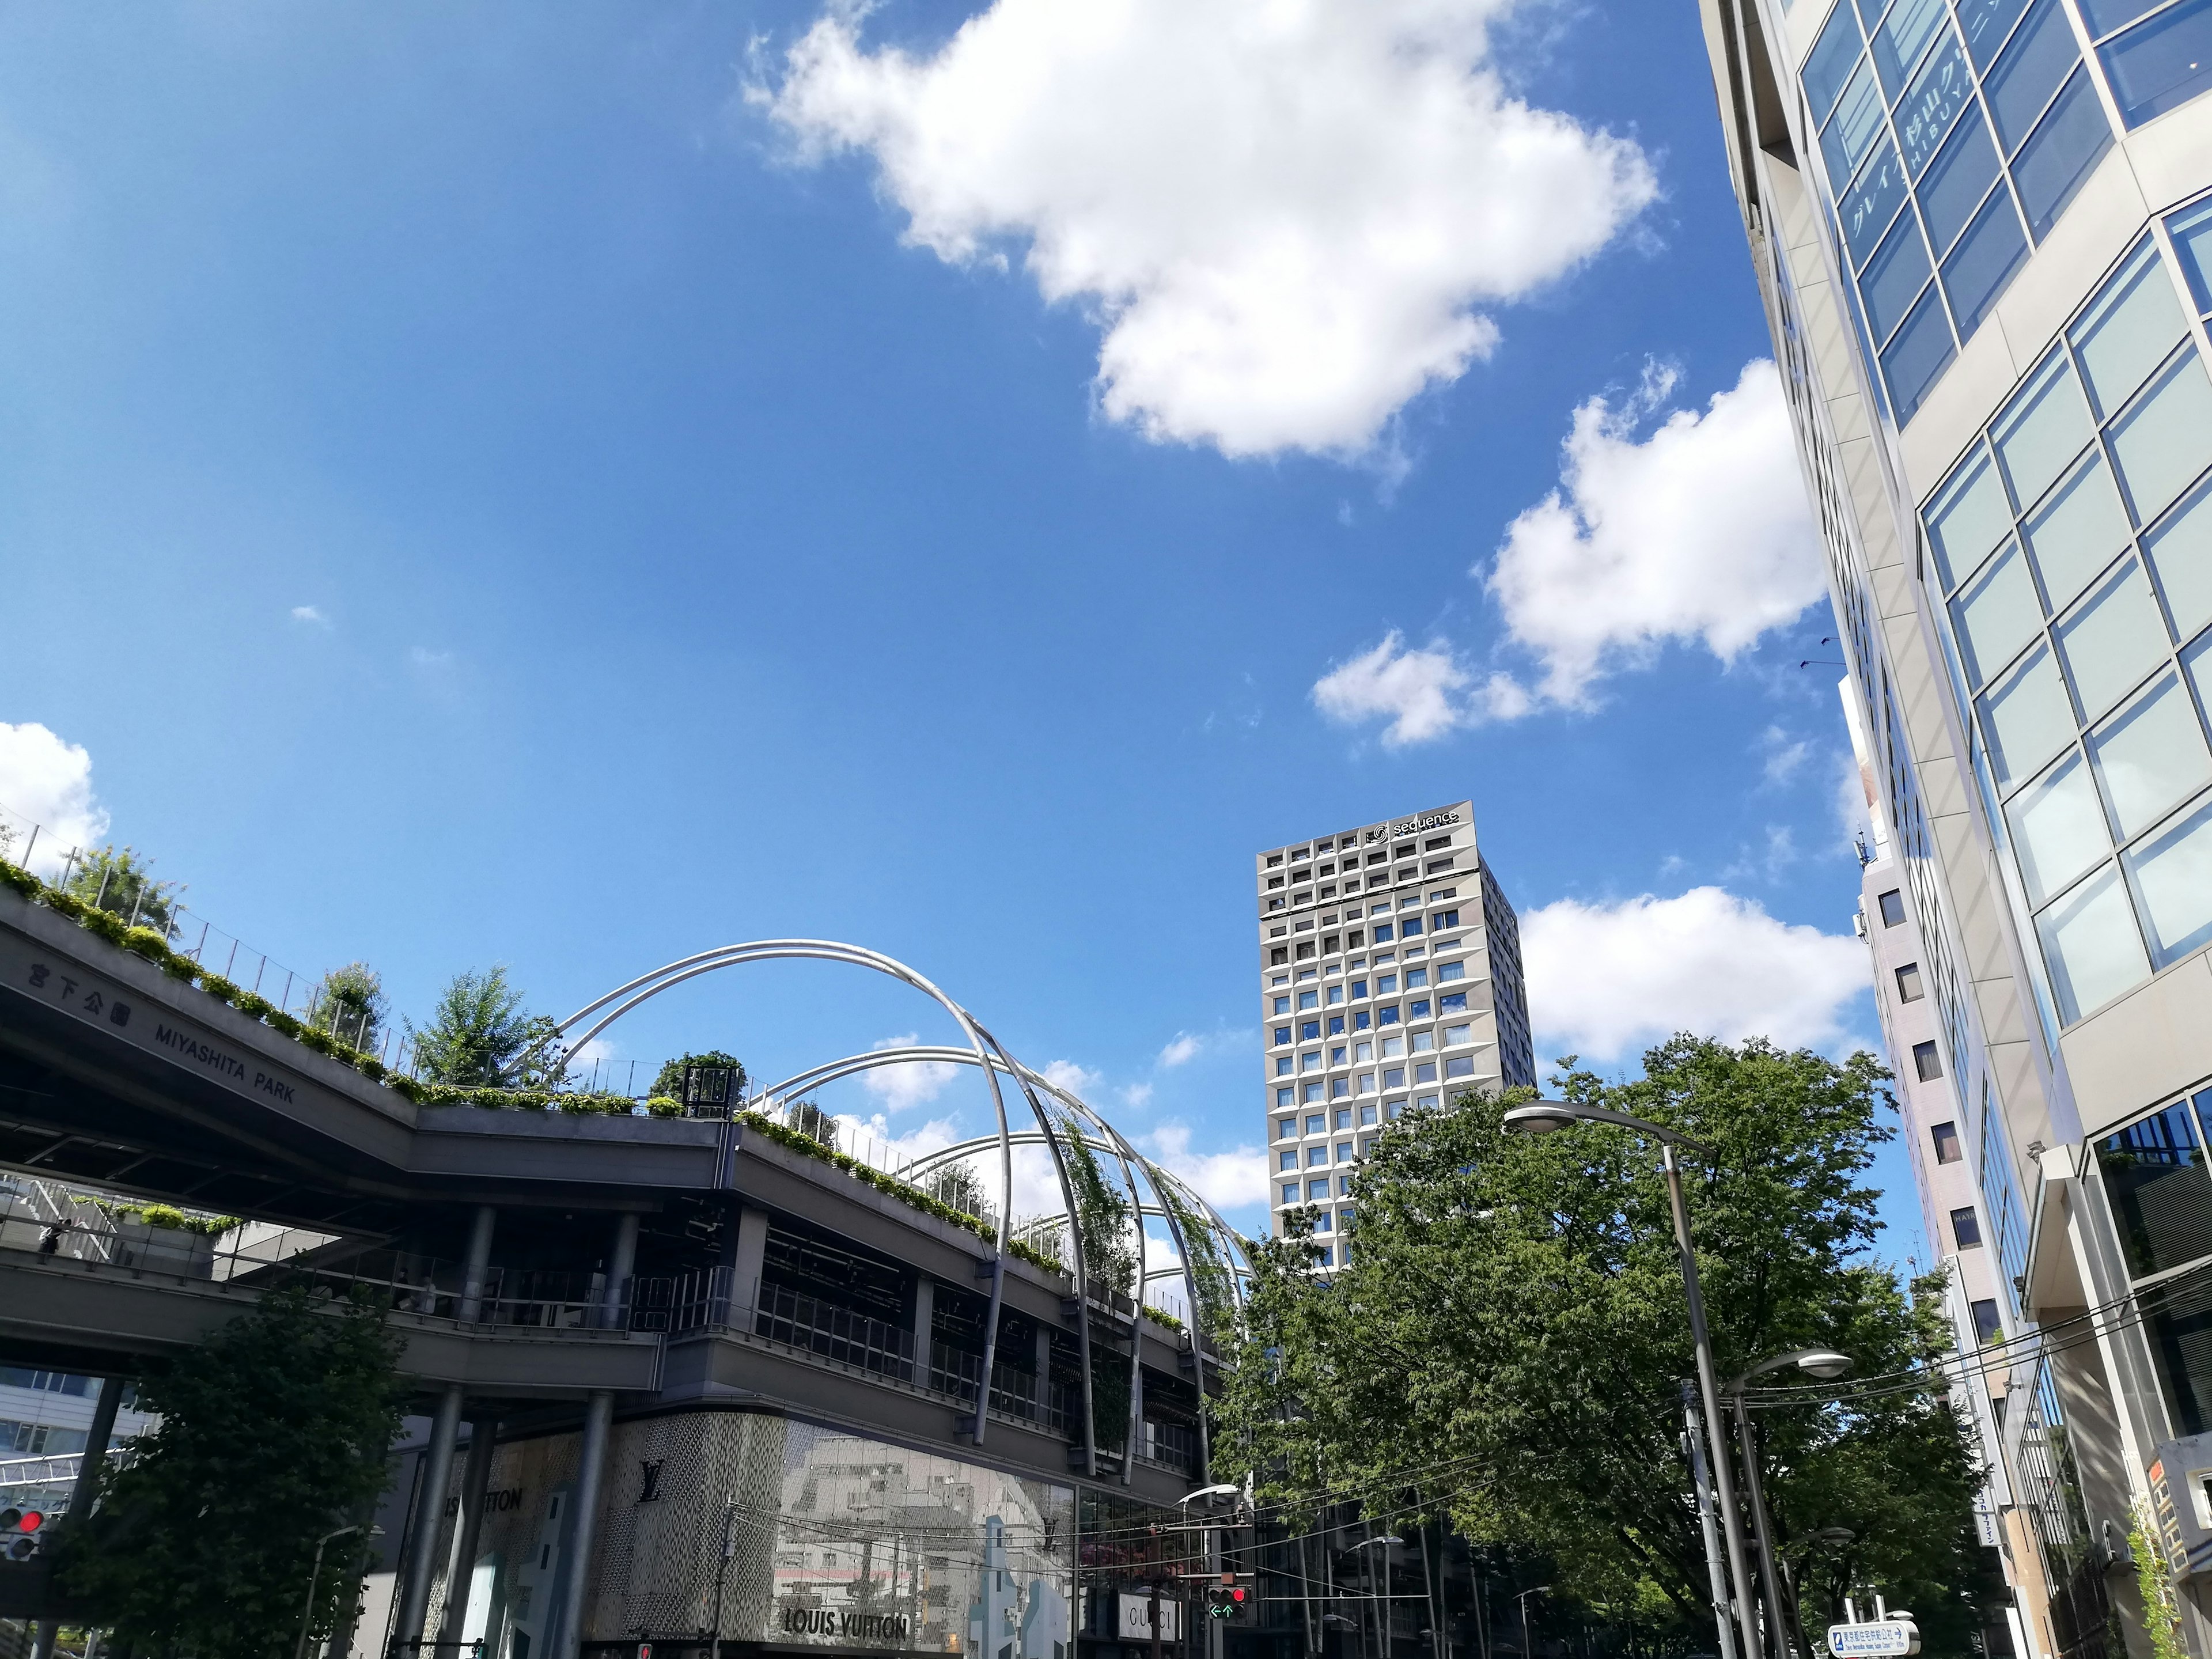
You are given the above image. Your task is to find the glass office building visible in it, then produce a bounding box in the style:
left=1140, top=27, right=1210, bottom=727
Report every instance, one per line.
left=1698, top=0, right=2212, bottom=1652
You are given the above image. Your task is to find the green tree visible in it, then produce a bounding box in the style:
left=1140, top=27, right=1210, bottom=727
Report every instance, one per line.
left=59, top=1284, right=404, bottom=1655
left=407, top=965, right=543, bottom=1086
left=789, top=1099, right=839, bottom=1150
left=922, top=1160, right=995, bottom=1224
left=1062, top=1124, right=1137, bottom=1295
left=651, top=1050, right=748, bottom=1107
left=62, top=844, right=182, bottom=937
left=1214, top=1036, right=1988, bottom=1654
left=311, top=961, right=388, bottom=1054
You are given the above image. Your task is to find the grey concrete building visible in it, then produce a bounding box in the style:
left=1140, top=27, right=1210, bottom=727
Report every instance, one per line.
left=1696, top=4, right=2212, bottom=1655
left=1254, top=802, right=1536, bottom=1256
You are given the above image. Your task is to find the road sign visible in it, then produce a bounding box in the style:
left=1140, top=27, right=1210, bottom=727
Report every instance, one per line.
left=1828, top=1620, right=1919, bottom=1656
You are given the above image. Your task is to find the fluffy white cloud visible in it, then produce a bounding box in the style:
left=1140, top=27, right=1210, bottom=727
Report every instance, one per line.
left=1040, top=1059, right=1104, bottom=1099
left=0, top=721, right=110, bottom=877
left=1158, top=1032, right=1203, bottom=1069
left=1484, top=359, right=1824, bottom=707
left=757, top=0, right=1655, bottom=460
left=1520, top=886, right=1869, bottom=1063
left=290, top=604, right=329, bottom=626
left=1143, top=1122, right=1271, bottom=1212
left=1310, top=632, right=1530, bottom=747
left=862, top=1032, right=961, bottom=1112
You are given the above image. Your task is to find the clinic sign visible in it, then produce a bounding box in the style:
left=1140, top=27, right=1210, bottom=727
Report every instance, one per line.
left=1828, top=1620, right=1919, bottom=1656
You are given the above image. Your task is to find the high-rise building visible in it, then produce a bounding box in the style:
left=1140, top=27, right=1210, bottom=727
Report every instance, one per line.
left=1696, top=6, right=2212, bottom=1654
left=1253, top=801, right=1536, bottom=1259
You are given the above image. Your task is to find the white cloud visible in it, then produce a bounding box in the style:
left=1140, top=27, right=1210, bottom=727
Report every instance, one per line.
left=862, top=1032, right=961, bottom=1113
left=1521, top=886, right=1869, bottom=1063
left=1040, top=1059, right=1104, bottom=1099
left=1758, top=725, right=1812, bottom=786
left=1483, top=359, right=1824, bottom=708
left=290, top=604, right=329, bottom=626
left=1143, top=1122, right=1271, bottom=1213
left=1158, top=1032, right=1204, bottom=1069
left=756, top=0, right=1656, bottom=460
left=0, top=721, right=111, bottom=877
left=1121, top=1082, right=1156, bottom=1108
left=410, top=646, right=453, bottom=669
left=1310, top=632, right=1528, bottom=747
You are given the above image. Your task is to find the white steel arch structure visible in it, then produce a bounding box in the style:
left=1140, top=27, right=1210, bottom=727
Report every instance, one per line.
left=510, top=941, right=1249, bottom=1482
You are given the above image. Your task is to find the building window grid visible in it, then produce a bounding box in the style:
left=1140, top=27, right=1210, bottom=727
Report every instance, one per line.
left=1922, top=222, right=2212, bottom=1025
left=1799, top=0, right=2123, bottom=419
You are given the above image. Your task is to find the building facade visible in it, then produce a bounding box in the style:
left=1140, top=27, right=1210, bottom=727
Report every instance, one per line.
left=1696, top=2, right=2212, bottom=1654
left=1254, top=802, right=1536, bottom=1256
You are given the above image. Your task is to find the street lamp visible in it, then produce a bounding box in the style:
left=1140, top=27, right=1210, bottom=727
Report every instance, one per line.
left=1181, top=1485, right=1243, bottom=1659
left=295, top=1522, right=384, bottom=1659
left=1500, top=1101, right=1756, bottom=1659
left=1513, top=1585, right=1550, bottom=1659
left=1726, top=1352, right=1853, bottom=1659
left=1349, top=1535, right=1403, bottom=1659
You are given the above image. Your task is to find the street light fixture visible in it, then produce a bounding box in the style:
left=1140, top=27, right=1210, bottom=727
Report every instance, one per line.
left=1180, top=1484, right=1243, bottom=1659
left=1500, top=1101, right=1750, bottom=1659
left=1726, top=1354, right=1854, bottom=1659
left=295, top=1522, right=384, bottom=1659
left=1514, top=1585, right=1550, bottom=1659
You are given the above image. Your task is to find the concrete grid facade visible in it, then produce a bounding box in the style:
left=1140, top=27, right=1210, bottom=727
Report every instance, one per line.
left=1698, top=1, right=2212, bottom=1654
left=1253, top=802, right=1536, bottom=1258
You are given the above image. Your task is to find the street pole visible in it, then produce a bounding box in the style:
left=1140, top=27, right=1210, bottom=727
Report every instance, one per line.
left=710, top=1499, right=740, bottom=1657
left=1661, top=1143, right=1760, bottom=1659
left=1680, top=1381, right=1740, bottom=1659
left=296, top=1524, right=362, bottom=1659
left=1152, top=1577, right=1165, bottom=1659
left=1730, top=1396, right=1795, bottom=1659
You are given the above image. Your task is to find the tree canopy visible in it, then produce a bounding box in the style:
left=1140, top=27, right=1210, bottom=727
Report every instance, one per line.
left=312, top=961, right=388, bottom=1054
left=408, top=964, right=547, bottom=1086
left=61, top=844, right=182, bottom=936
left=651, top=1048, right=748, bottom=1107
left=1213, top=1036, right=1987, bottom=1654
left=61, top=1284, right=404, bottom=1656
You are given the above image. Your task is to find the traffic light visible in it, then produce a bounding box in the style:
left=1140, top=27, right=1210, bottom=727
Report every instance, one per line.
left=1205, top=1584, right=1248, bottom=1620
left=1, top=1504, right=46, bottom=1562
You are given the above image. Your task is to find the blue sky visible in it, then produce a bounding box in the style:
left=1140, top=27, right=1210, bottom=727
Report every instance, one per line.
left=0, top=0, right=1923, bottom=1262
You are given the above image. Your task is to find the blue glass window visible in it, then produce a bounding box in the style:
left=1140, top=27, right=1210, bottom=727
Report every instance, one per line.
left=1805, top=1, right=1869, bottom=117
left=1378, top=1006, right=1401, bottom=1026
left=1897, top=32, right=1975, bottom=173
left=1874, top=0, right=1953, bottom=92
left=1274, top=1027, right=1291, bottom=1046
left=1433, top=909, right=1459, bottom=928
left=1401, top=916, right=1422, bottom=936
left=1327, top=1015, right=1346, bottom=1035
left=1372, top=923, right=1392, bottom=942
left=1986, top=0, right=2086, bottom=150
left=1865, top=211, right=1937, bottom=340
left=2168, top=199, right=2212, bottom=314
left=1353, top=1010, right=1371, bottom=1031
left=1944, top=190, right=2032, bottom=335
left=1823, top=63, right=1889, bottom=185
left=2099, top=1101, right=2212, bottom=1277
left=2100, top=0, right=2212, bottom=126
left=2013, top=68, right=2115, bottom=237
left=1958, top=0, right=2035, bottom=66
left=1842, top=141, right=1911, bottom=265
left=1300, top=1020, right=1321, bottom=1040
left=1884, top=286, right=1960, bottom=421
left=2080, top=0, right=2167, bottom=30
left=1920, top=113, right=2004, bottom=254
left=1350, top=979, right=1368, bottom=998
left=1409, top=999, right=1431, bottom=1018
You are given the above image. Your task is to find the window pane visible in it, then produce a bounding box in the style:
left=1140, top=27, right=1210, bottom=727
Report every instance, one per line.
left=2097, top=1101, right=2212, bottom=1277
left=1823, top=63, right=1889, bottom=187
left=1864, top=214, right=1937, bottom=342
left=2109, top=349, right=2212, bottom=523
left=1805, top=2, right=1869, bottom=119
left=2147, top=477, right=2212, bottom=645
left=1897, top=32, right=1975, bottom=173
left=2009, top=748, right=2112, bottom=903
left=2100, top=0, right=2212, bottom=126
left=1841, top=141, right=1911, bottom=266
left=2025, top=450, right=2133, bottom=607
left=1986, top=0, right=2085, bottom=151
left=1928, top=446, right=2015, bottom=588
left=2012, top=67, right=2115, bottom=238
left=1953, top=540, right=2046, bottom=683
left=2080, top=0, right=2168, bottom=29
left=1981, top=645, right=2079, bottom=784
left=2058, top=558, right=2171, bottom=718
left=2126, top=791, right=2212, bottom=964
left=2093, top=673, right=2212, bottom=838
left=2038, top=861, right=2150, bottom=1020
left=2071, top=240, right=2188, bottom=415
left=1942, top=187, right=2031, bottom=335
left=1995, top=351, right=2093, bottom=511
left=2171, top=199, right=2212, bottom=315
left=1920, top=112, right=2004, bottom=255
left=1875, top=0, right=1953, bottom=90
left=1882, top=284, right=1957, bottom=421
left=1959, top=0, right=2034, bottom=67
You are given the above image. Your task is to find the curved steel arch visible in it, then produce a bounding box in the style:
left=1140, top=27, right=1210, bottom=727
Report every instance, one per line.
left=516, top=942, right=1245, bottom=1478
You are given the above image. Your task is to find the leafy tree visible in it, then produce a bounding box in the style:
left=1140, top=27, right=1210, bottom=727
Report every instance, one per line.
left=922, top=1160, right=995, bottom=1224
left=62, top=844, right=182, bottom=937
left=60, top=1284, right=404, bottom=1655
left=407, top=965, right=544, bottom=1086
left=311, top=961, right=388, bottom=1054
left=1214, top=1037, right=1988, bottom=1655
left=651, top=1049, right=748, bottom=1107
left=1062, top=1125, right=1137, bottom=1295
left=789, top=1099, right=839, bottom=1150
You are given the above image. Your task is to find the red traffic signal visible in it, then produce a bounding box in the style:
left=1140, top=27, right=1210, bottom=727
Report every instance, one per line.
left=1, top=1505, right=46, bottom=1562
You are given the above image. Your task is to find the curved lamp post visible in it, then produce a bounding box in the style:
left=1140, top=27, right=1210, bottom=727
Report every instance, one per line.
left=1500, top=1101, right=1756, bottom=1659
left=1726, top=1351, right=1853, bottom=1659
left=1513, top=1585, right=1550, bottom=1659
left=296, top=1522, right=382, bottom=1659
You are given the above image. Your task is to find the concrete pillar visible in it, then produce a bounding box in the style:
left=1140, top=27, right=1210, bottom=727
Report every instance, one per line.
left=438, top=1416, right=500, bottom=1646
left=1035, top=1322, right=1053, bottom=1422
left=909, top=1274, right=937, bottom=1385
left=602, top=1212, right=641, bottom=1329
left=394, top=1386, right=466, bottom=1647
left=730, top=1206, right=771, bottom=1319
left=458, top=1205, right=498, bottom=1323
left=554, top=1391, right=616, bottom=1659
